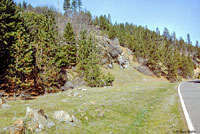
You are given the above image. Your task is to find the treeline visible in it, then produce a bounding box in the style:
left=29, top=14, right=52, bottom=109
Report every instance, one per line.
left=93, top=15, right=200, bottom=81
left=1, top=0, right=199, bottom=96
left=0, top=0, right=114, bottom=95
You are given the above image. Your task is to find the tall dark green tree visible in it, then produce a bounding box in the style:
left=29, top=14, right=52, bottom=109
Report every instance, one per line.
left=23, top=9, right=62, bottom=91
left=0, top=0, right=34, bottom=94
left=7, top=26, right=34, bottom=93
left=108, top=25, right=117, bottom=40
left=187, top=33, right=192, bottom=45
left=163, top=27, right=170, bottom=40
left=0, top=0, right=20, bottom=83
left=22, top=0, right=27, bottom=10
left=78, top=30, right=103, bottom=87
left=156, top=27, right=160, bottom=35
left=63, top=0, right=71, bottom=12
left=71, top=0, right=77, bottom=12
left=77, top=0, right=82, bottom=11
left=64, top=22, right=77, bottom=67
left=195, top=40, right=199, bottom=48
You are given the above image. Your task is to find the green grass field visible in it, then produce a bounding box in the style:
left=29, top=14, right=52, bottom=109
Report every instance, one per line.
left=0, top=63, right=187, bottom=134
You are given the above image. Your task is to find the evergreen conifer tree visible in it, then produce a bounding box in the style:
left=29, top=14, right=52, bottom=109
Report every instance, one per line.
left=77, top=0, right=82, bottom=11
left=0, top=0, right=34, bottom=94
left=7, top=26, right=33, bottom=92
left=78, top=30, right=103, bottom=87
left=63, top=0, right=71, bottom=12
left=71, top=0, right=77, bottom=12
left=0, top=0, right=19, bottom=81
left=64, top=22, right=77, bottom=67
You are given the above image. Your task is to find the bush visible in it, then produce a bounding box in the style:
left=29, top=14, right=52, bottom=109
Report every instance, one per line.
left=103, top=73, right=115, bottom=86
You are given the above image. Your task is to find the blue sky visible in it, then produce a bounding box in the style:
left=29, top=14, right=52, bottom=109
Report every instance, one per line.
left=14, top=0, right=200, bottom=45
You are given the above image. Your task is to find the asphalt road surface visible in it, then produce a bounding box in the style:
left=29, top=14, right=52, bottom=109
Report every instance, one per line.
left=180, top=81, right=200, bottom=134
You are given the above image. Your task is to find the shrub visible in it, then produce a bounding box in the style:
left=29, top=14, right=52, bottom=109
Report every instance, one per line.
left=103, top=73, right=115, bottom=86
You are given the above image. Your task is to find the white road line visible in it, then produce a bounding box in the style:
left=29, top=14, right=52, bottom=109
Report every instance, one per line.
left=178, top=82, right=196, bottom=133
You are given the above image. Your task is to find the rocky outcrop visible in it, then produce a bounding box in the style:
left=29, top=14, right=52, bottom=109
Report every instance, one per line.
left=3, top=107, right=80, bottom=133
left=54, top=110, right=73, bottom=122
left=109, top=44, right=122, bottom=59
left=0, top=97, right=10, bottom=109
left=53, top=110, right=79, bottom=124
left=61, top=81, right=76, bottom=91
left=135, top=66, right=154, bottom=76
left=117, top=53, right=130, bottom=69
left=25, top=107, right=48, bottom=131
left=4, top=107, right=53, bottom=133
left=61, top=78, right=86, bottom=91
left=5, top=119, right=25, bottom=134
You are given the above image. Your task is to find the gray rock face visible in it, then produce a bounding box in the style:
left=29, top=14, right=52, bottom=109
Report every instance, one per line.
left=61, top=81, right=76, bottom=91
left=118, top=54, right=129, bottom=69
left=25, top=107, right=48, bottom=130
left=109, top=44, right=122, bottom=58
left=2, top=104, right=10, bottom=109
left=54, top=110, right=72, bottom=122
left=5, top=119, right=25, bottom=134
left=113, top=38, right=120, bottom=46
left=4, top=107, right=50, bottom=133
left=108, top=64, right=113, bottom=69
left=136, top=66, right=154, bottom=76
left=47, top=122, right=55, bottom=128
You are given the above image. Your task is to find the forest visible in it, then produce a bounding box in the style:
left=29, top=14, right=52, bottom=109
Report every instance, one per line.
left=0, top=0, right=200, bottom=96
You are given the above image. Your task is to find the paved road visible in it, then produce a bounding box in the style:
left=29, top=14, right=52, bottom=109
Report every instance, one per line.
left=180, top=81, right=200, bottom=134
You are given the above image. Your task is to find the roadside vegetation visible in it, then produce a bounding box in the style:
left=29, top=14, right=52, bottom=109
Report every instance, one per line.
left=0, top=63, right=187, bottom=133
left=0, top=0, right=198, bottom=133
left=1, top=0, right=200, bottom=96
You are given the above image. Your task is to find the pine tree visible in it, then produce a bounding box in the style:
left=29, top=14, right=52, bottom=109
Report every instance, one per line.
left=64, top=22, right=77, bottom=67
left=23, top=9, right=62, bottom=91
left=7, top=26, right=33, bottom=93
left=156, top=27, right=160, bottom=35
left=179, top=55, right=194, bottom=79
left=84, top=52, right=103, bottom=87
left=37, top=10, right=61, bottom=90
left=77, top=30, right=88, bottom=63
left=77, top=31, right=103, bottom=87
left=71, top=0, right=77, bottom=12
left=146, top=32, right=163, bottom=76
left=108, top=25, right=117, bottom=40
left=163, top=27, right=170, bottom=40
left=22, top=0, right=27, bottom=11
left=99, top=15, right=110, bottom=31
left=64, top=22, right=76, bottom=45
left=0, top=0, right=20, bottom=84
left=187, top=33, right=192, bottom=45
left=195, top=40, right=199, bottom=48
left=0, top=0, right=34, bottom=95
left=63, top=0, right=71, bottom=12
left=172, top=31, right=177, bottom=47
left=77, top=0, right=82, bottom=11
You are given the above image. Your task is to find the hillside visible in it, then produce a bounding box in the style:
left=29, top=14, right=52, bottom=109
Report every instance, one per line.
left=0, top=58, right=187, bottom=133
left=1, top=0, right=200, bottom=96
left=0, top=0, right=199, bottom=133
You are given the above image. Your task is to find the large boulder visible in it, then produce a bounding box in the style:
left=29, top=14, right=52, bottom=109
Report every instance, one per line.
left=25, top=107, right=48, bottom=131
left=54, top=110, right=73, bottom=122
left=4, top=107, right=53, bottom=133
left=108, top=44, right=122, bottom=58
left=117, top=53, right=129, bottom=69
left=136, top=66, right=154, bottom=76
left=61, top=81, right=76, bottom=91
